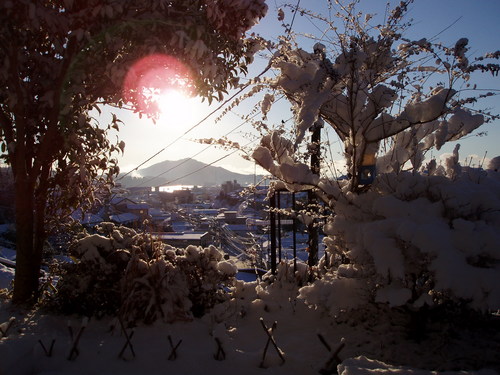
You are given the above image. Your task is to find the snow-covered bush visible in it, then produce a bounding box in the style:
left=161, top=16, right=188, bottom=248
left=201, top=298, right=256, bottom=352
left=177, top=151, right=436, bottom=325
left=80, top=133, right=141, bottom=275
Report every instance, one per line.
left=300, top=166, right=500, bottom=316
left=208, top=259, right=310, bottom=323
left=121, top=244, right=237, bottom=323
left=50, top=223, right=236, bottom=324
left=246, top=1, right=500, bottom=317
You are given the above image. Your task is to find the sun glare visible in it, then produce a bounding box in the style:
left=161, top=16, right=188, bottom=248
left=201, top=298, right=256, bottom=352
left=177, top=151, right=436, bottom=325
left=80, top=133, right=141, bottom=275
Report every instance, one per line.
left=155, top=89, right=197, bottom=126
left=123, top=53, right=196, bottom=122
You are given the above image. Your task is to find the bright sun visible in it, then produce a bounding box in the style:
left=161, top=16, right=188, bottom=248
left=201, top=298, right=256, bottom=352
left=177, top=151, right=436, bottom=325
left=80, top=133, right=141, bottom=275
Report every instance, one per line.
left=156, top=89, right=197, bottom=127
left=123, top=53, right=201, bottom=127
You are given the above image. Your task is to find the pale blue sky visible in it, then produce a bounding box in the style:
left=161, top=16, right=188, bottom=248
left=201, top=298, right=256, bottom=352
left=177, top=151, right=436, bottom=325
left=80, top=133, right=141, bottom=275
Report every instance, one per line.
left=111, top=0, right=499, bottom=178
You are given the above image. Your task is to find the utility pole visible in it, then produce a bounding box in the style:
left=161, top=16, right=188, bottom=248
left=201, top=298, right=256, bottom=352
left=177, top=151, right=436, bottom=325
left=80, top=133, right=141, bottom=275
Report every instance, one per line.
left=269, top=192, right=277, bottom=274
left=307, top=120, right=323, bottom=267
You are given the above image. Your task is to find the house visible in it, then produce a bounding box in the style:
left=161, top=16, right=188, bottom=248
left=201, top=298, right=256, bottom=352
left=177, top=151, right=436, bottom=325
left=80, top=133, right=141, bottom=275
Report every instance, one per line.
left=216, top=210, right=247, bottom=225
left=159, top=188, right=193, bottom=205
left=107, top=196, right=151, bottom=227
left=221, top=180, right=241, bottom=194
left=125, top=202, right=150, bottom=222
left=108, top=212, right=140, bottom=226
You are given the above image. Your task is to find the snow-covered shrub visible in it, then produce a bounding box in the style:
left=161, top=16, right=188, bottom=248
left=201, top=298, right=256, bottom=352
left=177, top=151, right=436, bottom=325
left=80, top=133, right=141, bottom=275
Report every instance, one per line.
left=255, top=260, right=309, bottom=309
left=245, top=1, right=499, bottom=318
left=247, top=260, right=309, bottom=312
left=299, top=167, right=500, bottom=316
left=207, top=259, right=310, bottom=323
left=50, top=223, right=236, bottom=324
left=121, top=244, right=237, bottom=324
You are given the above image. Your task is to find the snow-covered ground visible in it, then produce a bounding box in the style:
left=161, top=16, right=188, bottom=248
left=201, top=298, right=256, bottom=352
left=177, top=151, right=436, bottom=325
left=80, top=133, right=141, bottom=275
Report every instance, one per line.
left=0, top=240, right=16, bottom=290
left=1, top=218, right=498, bottom=375
left=1, top=264, right=499, bottom=375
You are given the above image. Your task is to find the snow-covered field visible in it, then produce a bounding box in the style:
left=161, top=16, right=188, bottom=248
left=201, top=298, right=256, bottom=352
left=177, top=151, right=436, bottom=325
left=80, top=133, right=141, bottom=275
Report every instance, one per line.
left=0, top=226, right=15, bottom=298
left=1, top=203, right=499, bottom=375
left=1, top=266, right=499, bottom=375
left=0, top=243, right=16, bottom=290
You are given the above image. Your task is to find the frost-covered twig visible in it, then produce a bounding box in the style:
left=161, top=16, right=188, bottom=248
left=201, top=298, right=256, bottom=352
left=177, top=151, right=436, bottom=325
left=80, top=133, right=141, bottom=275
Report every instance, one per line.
left=318, top=334, right=345, bottom=375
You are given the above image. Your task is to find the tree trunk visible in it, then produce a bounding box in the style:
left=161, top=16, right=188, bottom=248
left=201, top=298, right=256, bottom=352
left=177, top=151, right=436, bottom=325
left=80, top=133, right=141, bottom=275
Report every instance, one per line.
left=12, top=175, right=40, bottom=305
left=33, top=194, right=47, bottom=299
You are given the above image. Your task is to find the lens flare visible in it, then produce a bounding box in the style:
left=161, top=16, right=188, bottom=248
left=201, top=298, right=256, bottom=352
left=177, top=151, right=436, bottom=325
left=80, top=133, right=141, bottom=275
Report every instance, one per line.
left=123, top=54, right=194, bottom=117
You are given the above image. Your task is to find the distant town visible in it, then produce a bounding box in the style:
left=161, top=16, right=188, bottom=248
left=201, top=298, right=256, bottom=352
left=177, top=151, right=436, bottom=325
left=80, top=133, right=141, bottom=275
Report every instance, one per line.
left=0, top=167, right=320, bottom=272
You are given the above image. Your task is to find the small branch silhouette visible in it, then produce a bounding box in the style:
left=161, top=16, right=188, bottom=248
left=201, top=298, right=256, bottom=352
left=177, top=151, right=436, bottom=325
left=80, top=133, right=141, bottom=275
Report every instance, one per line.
left=168, top=335, right=182, bottom=361
left=259, top=317, right=285, bottom=368
left=318, top=333, right=345, bottom=375
left=118, top=317, right=135, bottom=360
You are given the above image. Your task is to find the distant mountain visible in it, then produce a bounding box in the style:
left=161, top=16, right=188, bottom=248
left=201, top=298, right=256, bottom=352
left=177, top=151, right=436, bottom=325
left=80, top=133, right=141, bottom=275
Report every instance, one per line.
left=118, top=158, right=264, bottom=188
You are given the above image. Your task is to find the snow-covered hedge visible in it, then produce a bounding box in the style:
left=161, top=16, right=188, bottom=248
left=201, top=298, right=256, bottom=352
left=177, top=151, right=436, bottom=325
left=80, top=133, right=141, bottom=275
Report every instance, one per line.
left=299, top=166, right=500, bottom=315
left=50, top=223, right=236, bottom=324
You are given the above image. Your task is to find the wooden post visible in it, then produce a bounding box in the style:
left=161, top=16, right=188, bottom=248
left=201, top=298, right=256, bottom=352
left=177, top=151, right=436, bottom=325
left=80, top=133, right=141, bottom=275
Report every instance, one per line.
left=270, top=192, right=277, bottom=274
left=308, top=121, right=322, bottom=267
left=277, top=190, right=282, bottom=263
left=292, top=192, right=297, bottom=272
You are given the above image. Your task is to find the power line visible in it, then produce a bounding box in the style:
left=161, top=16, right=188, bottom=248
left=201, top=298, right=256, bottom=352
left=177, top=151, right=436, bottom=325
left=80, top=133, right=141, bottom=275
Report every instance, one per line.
left=287, top=0, right=301, bottom=34
left=127, top=92, right=286, bottom=189
left=132, top=112, right=262, bottom=187
left=117, top=63, right=272, bottom=181
left=153, top=139, right=258, bottom=187
left=141, top=110, right=295, bottom=188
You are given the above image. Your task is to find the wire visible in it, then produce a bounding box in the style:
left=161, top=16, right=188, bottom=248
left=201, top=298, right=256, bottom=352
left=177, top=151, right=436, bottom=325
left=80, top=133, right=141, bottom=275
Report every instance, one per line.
left=117, top=63, right=273, bottom=181
left=143, top=138, right=258, bottom=187
left=127, top=91, right=287, bottom=189
left=129, top=107, right=266, bottom=188
left=287, top=0, right=301, bottom=34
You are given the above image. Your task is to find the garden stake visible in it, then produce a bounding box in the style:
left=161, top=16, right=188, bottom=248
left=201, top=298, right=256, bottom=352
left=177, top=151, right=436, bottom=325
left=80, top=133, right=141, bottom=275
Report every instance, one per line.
left=167, top=335, right=182, bottom=361
left=118, top=330, right=135, bottom=360
left=38, top=339, right=56, bottom=357
left=118, top=317, right=135, bottom=360
left=259, top=317, right=285, bottom=368
left=0, top=317, right=15, bottom=338
left=67, top=319, right=87, bottom=361
left=317, top=334, right=345, bottom=375
left=214, top=337, right=226, bottom=361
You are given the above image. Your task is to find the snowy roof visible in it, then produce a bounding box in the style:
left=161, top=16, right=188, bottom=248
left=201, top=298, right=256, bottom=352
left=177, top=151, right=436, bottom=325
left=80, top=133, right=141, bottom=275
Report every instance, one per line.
left=153, top=232, right=209, bottom=241
left=223, top=224, right=250, bottom=232
left=149, top=208, right=170, bottom=218
left=192, top=208, right=219, bottom=216
left=126, top=203, right=150, bottom=210
left=109, top=212, right=139, bottom=224
left=246, top=218, right=294, bottom=226
left=110, top=196, right=136, bottom=205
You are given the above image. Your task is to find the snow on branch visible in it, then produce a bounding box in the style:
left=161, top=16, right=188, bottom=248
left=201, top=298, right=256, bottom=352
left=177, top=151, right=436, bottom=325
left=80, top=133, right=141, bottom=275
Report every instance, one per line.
left=253, top=131, right=319, bottom=191
left=244, top=1, right=500, bottom=316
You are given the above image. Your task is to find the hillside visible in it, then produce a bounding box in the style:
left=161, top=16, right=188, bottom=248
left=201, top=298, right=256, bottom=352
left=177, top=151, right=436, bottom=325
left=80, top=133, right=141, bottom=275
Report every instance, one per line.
left=118, top=158, right=264, bottom=187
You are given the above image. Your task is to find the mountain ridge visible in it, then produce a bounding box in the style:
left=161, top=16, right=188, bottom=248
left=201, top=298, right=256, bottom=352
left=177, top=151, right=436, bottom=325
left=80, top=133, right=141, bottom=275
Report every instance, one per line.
left=119, top=158, right=263, bottom=187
